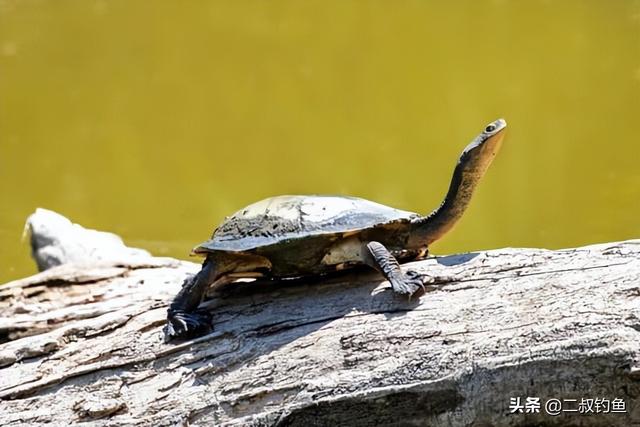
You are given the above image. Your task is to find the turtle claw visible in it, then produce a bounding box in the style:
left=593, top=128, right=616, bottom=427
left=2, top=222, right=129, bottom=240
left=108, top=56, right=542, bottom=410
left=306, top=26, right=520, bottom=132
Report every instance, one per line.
left=405, top=269, right=421, bottom=280
left=404, top=269, right=427, bottom=295
left=163, top=310, right=212, bottom=343
left=388, top=269, right=426, bottom=296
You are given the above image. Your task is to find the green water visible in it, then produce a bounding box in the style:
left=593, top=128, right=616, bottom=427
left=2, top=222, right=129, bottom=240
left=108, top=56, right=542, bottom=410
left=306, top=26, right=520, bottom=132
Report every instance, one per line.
left=1, top=1, right=639, bottom=284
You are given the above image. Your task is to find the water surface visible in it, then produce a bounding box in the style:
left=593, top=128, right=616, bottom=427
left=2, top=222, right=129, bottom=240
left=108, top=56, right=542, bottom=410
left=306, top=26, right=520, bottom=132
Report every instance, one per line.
left=1, top=1, right=639, bottom=283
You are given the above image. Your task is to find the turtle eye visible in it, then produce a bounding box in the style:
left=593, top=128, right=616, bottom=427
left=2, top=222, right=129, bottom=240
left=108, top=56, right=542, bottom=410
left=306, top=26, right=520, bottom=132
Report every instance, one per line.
left=485, top=124, right=496, bottom=133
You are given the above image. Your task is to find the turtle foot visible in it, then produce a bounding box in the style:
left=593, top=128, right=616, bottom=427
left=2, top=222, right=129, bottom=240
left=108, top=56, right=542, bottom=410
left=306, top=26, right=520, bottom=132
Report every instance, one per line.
left=390, top=269, right=426, bottom=296
left=163, top=309, right=212, bottom=343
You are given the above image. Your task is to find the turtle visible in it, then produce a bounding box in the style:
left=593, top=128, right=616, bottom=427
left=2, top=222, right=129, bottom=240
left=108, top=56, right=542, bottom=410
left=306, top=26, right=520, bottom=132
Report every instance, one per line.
left=164, top=118, right=507, bottom=341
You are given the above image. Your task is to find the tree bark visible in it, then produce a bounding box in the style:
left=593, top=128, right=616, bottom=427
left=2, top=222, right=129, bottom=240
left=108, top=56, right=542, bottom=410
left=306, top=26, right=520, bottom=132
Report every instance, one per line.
left=1, top=210, right=639, bottom=426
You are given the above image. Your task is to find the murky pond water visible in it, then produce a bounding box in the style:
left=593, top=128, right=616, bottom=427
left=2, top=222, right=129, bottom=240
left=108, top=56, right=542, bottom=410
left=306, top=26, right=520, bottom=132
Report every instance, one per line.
left=1, top=1, right=639, bottom=283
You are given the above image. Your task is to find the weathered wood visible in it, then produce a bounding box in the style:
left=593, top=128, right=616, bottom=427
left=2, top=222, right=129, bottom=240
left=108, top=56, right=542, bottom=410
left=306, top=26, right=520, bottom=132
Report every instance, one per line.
left=1, top=211, right=639, bottom=426
left=25, top=208, right=154, bottom=271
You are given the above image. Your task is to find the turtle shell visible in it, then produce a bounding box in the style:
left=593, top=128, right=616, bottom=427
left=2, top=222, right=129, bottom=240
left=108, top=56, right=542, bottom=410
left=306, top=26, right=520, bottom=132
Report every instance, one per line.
left=194, top=195, right=419, bottom=253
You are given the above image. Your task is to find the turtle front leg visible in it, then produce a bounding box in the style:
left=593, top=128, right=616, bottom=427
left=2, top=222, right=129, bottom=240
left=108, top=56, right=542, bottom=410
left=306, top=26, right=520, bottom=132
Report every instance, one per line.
left=364, top=241, right=424, bottom=295
left=164, top=259, right=216, bottom=342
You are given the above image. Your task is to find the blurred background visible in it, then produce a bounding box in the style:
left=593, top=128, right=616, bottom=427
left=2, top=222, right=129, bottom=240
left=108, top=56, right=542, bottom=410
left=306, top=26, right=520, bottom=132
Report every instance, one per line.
left=1, top=0, right=639, bottom=283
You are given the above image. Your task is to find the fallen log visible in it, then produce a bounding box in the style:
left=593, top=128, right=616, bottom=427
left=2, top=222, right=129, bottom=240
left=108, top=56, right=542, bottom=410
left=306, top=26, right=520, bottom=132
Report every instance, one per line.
left=0, top=209, right=638, bottom=426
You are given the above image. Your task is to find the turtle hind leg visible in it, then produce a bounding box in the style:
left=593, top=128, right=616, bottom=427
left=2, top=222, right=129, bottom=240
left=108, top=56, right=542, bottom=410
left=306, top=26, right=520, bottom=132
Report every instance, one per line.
left=164, top=259, right=216, bottom=342
left=364, top=241, right=424, bottom=295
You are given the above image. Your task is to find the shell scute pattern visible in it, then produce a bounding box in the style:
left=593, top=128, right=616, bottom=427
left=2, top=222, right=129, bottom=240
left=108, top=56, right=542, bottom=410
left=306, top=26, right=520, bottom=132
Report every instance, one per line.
left=197, top=195, right=419, bottom=252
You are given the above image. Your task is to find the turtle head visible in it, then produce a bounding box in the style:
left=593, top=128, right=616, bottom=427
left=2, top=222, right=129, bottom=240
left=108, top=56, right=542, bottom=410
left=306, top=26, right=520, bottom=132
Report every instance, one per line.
left=459, top=118, right=507, bottom=168
left=454, top=118, right=506, bottom=185
left=409, top=118, right=507, bottom=246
